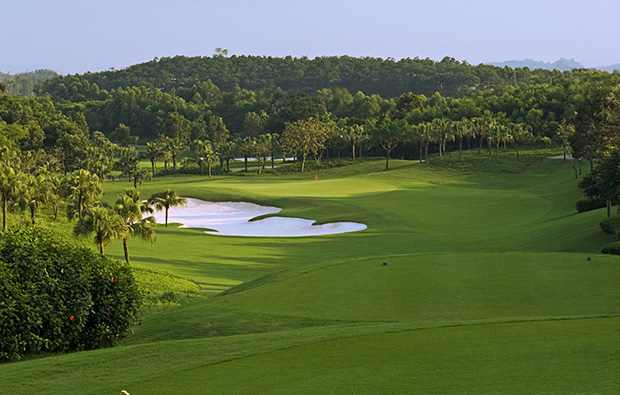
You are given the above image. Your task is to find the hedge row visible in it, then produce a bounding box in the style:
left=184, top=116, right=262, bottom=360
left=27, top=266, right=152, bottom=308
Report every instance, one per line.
left=0, top=226, right=141, bottom=361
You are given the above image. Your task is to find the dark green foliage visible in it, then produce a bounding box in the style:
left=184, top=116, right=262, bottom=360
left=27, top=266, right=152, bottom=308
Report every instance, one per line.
left=601, top=241, right=620, bottom=255
left=0, top=226, right=141, bottom=361
left=575, top=197, right=607, bottom=213
left=599, top=217, right=620, bottom=234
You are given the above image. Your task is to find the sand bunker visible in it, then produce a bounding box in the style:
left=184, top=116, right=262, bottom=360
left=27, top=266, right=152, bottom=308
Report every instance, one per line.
left=152, top=198, right=367, bottom=237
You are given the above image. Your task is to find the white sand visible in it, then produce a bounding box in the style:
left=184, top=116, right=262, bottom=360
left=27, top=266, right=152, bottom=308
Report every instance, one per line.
left=151, top=198, right=367, bottom=237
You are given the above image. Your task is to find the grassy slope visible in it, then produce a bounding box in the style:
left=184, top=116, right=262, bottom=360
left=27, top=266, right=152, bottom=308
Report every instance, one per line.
left=2, top=150, right=619, bottom=394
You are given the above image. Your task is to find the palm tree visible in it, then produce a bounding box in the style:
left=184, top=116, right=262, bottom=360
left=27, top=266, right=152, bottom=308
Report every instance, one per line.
left=148, top=188, right=187, bottom=227
left=115, top=190, right=156, bottom=264
left=237, top=137, right=256, bottom=172
left=510, top=123, right=533, bottom=157
left=146, top=141, right=161, bottom=177
left=454, top=119, right=473, bottom=161
left=18, top=173, right=50, bottom=225
left=0, top=166, right=22, bottom=231
left=47, top=172, right=65, bottom=220
left=66, top=169, right=103, bottom=220
left=74, top=207, right=127, bottom=256
left=346, top=124, right=366, bottom=161
left=190, top=139, right=215, bottom=177
left=219, top=141, right=236, bottom=172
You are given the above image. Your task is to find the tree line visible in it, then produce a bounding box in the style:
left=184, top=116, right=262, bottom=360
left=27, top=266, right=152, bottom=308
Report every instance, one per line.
left=40, top=55, right=578, bottom=98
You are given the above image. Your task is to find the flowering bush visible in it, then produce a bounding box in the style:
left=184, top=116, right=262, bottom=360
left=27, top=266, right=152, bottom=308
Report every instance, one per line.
left=0, top=226, right=141, bottom=361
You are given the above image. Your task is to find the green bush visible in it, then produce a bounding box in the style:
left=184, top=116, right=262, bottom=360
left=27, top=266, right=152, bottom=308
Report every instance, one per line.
left=0, top=226, right=141, bottom=361
left=601, top=241, right=620, bottom=255
left=600, top=217, right=620, bottom=234
left=575, top=197, right=607, bottom=213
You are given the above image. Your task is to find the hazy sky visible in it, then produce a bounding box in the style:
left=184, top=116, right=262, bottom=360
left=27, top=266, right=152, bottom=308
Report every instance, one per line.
left=3, top=0, right=619, bottom=74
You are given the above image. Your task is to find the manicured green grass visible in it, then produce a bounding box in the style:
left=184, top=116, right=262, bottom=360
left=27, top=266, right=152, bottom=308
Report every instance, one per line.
left=2, top=150, right=618, bottom=394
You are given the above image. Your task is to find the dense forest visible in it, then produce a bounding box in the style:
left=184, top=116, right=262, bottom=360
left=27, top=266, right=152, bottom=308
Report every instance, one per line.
left=1, top=54, right=620, bottom=176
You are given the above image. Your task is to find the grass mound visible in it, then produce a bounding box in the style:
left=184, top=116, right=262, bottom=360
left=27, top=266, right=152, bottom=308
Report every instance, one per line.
left=132, top=265, right=203, bottom=314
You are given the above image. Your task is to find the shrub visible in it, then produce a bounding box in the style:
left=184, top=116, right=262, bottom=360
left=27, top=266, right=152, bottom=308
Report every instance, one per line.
left=0, top=226, right=141, bottom=361
left=600, top=217, right=620, bottom=234
left=601, top=241, right=620, bottom=255
left=575, top=197, right=607, bottom=213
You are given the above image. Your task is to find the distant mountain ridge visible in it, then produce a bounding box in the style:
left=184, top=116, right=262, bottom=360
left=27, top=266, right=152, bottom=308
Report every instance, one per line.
left=487, top=58, right=584, bottom=71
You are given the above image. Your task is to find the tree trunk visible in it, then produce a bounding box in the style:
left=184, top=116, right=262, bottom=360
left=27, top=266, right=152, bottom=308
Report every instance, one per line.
left=208, top=164, right=212, bottom=178
left=165, top=207, right=169, bottom=227
left=151, top=160, right=156, bottom=177
left=419, top=145, right=423, bottom=163
left=2, top=197, right=7, bottom=231
left=30, top=206, right=35, bottom=225
left=244, top=156, right=248, bottom=171
left=99, top=240, right=105, bottom=256
left=607, top=199, right=612, bottom=218
left=515, top=140, right=520, bottom=157
left=495, top=140, right=500, bottom=161
left=123, top=238, right=130, bottom=263
left=352, top=143, right=356, bottom=161
left=562, top=143, right=567, bottom=160
left=385, top=151, right=390, bottom=170
left=54, top=204, right=59, bottom=221
left=425, top=143, right=429, bottom=163
left=458, top=137, right=463, bottom=161
left=572, top=160, right=578, bottom=179
left=172, top=152, right=178, bottom=173
left=487, top=139, right=492, bottom=155
left=200, top=162, right=204, bottom=176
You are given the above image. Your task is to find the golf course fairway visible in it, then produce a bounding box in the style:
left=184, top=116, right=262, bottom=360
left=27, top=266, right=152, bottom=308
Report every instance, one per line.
left=2, top=153, right=619, bottom=394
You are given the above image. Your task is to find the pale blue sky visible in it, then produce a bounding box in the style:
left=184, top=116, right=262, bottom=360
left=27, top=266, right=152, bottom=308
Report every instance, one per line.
left=3, top=0, right=619, bottom=74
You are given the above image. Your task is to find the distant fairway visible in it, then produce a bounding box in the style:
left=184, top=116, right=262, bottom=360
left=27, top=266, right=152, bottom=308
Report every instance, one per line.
left=2, top=153, right=619, bottom=394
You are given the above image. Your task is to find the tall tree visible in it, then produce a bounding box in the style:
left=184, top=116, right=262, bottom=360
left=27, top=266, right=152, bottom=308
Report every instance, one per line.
left=146, top=141, right=161, bottom=177
left=65, top=169, right=102, bottom=220
left=190, top=139, right=215, bottom=177
left=208, top=115, right=230, bottom=152
left=0, top=166, right=22, bottom=231
left=236, top=137, right=255, bottom=172
left=115, top=190, right=156, bottom=263
left=281, top=118, right=328, bottom=173
left=371, top=118, right=407, bottom=170
left=18, top=173, right=50, bottom=225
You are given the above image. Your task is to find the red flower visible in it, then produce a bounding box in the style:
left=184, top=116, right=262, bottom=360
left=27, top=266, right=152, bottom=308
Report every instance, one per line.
left=70, top=316, right=74, bottom=321
left=107, top=307, right=111, bottom=311
left=111, top=277, right=114, bottom=282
